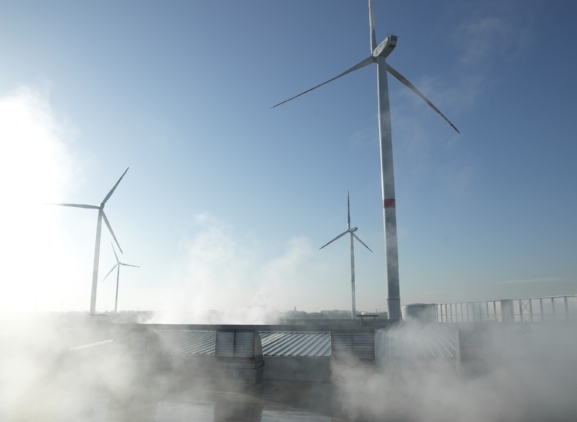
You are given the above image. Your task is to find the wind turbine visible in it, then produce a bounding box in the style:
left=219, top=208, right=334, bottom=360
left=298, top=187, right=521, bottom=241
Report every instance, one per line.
left=320, top=192, right=372, bottom=319
left=103, top=243, right=139, bottom=313
left=47, top=168, right=129, bottom=315
left=273, top=1, right=459, bottom=320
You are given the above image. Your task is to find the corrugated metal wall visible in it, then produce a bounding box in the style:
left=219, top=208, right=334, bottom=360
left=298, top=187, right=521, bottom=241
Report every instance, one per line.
left=215, top=330, right=255, bottom=358
left=331, top=331, right=375, bottom=360
left=156, top=330, right=216, bottom=355
left=375, top=327, right=458, bottom=359
left=153, top=330, right=333, bottom=357
left=259, top=332, right=331, bottom=357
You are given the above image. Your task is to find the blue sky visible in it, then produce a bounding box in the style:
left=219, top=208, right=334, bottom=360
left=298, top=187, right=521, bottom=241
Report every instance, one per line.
left=1, top=1, right=576, bottom=318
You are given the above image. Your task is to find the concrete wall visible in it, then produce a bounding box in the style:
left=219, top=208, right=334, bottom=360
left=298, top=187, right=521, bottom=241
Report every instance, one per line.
left=143, top=321, right=394, bottom=332
left=262, top=357, right=331, bottom=382
left=154, top=354, right=331, bottom=386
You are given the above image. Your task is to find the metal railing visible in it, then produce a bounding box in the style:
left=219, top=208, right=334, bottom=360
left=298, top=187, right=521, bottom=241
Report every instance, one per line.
left=436, top=295, right=577, bottom=323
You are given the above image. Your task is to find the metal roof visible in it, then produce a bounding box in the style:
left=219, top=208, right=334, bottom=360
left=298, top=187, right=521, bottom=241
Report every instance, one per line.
left=153, top=330, right=331, bottom=357
left=375, top=327, right=458, bottom=359
left=156, top=330, right=216, bottom=355
left=138, top=328, right=459, bottom=360
left=260, top=331, right=331, bottom=357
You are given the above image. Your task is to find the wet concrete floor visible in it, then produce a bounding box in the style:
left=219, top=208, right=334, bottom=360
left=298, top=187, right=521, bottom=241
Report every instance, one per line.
left=1, top=385, right=343, bottom=422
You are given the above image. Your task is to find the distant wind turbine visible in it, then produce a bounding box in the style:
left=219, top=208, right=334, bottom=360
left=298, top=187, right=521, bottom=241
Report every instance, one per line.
left=320, top=192, right=372, bottom=319
left=47, top=168, right=129, bottom=315
left=273, top=0, right=459, bottom=319
left=103, top=243, right=139, bottom=313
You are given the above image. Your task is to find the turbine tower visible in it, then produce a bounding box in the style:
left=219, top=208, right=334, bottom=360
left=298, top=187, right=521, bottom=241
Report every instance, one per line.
left=273, top=1, right=459, bottom=320
left=47, top=168, right=129, bottom=315
left=103, top=243, right=139, bottom=313
left=320, top=192, right=372, bottom=319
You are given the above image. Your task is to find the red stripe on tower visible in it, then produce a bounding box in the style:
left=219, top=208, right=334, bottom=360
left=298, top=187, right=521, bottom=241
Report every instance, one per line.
left=383, top=198, right=396, bottom=209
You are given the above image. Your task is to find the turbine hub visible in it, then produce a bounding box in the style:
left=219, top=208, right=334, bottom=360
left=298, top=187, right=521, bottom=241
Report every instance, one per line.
left=350, top=227, right=358, bottom=233
left=372, top=34, right=397, bottom=59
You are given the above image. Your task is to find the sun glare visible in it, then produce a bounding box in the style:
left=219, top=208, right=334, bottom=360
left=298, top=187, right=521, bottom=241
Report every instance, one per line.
left=0, top=87, right=81, bottom=312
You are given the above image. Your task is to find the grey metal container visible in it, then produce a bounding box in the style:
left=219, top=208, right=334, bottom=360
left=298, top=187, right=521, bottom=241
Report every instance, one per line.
left=331, top=330, right=375, bottom=361
left=215, top=329, right=264, bottom=389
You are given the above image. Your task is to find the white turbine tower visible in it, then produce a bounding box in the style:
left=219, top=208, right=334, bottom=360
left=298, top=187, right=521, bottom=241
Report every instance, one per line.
left=47, top=168, right=129, bottom=315
left=103, top=243, right=139, bottom=313
left=273, top=1, right=459, bottom=320
left=320, top=192, right=372, bottom=319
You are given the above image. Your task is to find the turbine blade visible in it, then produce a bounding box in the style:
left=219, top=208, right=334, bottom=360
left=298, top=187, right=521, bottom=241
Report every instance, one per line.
left=319, top=230, right=349, bottom=250
left=102, top=212, right=123, bottom=254
left=347, top=191, right=351, bottom=230
left=386, top=64, right=460, bottom=134
left=369, top=0, right=377, bottom=53
left=120, top=263, right=140, bottom=268
left=272, top=56, right=374, bottom=108
left=101, top=167, right=129, bottom=205
left=45, top=203, right=99, bottom=209
left=103, top=264, right=118, bottom=281
left=353, top=233, right=373, bottom=253
left=111, top=242, right=119, bottom=263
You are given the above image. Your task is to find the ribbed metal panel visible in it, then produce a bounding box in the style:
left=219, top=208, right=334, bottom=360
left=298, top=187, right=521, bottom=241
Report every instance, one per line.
left=332, top=332, right=353, bottom=358
left=259, top=332, right=331, bottom=357
left=353, top=332, right=374, bottom=360
left=156, top=330, right=216, bottom=355
left=215, top=331, right=235, bottom=357
left=332, top=331, right=375, bottom=360
left=151, top=330, right=349, bottom=358
left=375, top=327, right=457, bottom=359
left=234, top=331, right=255, bottom=358
left=215, top=330, right=255, bottom=358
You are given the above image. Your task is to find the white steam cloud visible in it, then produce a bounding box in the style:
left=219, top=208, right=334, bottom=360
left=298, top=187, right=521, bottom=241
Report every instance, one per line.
left=0, top=86, right=82, bottom=312
left=150, top=213, right=336, bottom=324
left=332, top=322, right=577, bottom=422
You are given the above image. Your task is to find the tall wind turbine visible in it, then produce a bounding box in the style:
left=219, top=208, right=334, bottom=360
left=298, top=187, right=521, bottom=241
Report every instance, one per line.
left=320, top=192, right=372, bottom=319
left=273, top=1, right=459, bottom=320
left=47, top=168, right=129, bottom=315
left=103, top=243, right=139, bottom=313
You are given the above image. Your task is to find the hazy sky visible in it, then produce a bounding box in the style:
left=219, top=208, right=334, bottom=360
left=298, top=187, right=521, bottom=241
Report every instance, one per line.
left=1, top=0, right=576, bottom=316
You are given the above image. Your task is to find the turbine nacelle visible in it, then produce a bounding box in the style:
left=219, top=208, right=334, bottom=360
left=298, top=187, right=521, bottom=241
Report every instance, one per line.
left=349, top=227, right=358, bottom=233
left=372, top=35, right=397, bottom=59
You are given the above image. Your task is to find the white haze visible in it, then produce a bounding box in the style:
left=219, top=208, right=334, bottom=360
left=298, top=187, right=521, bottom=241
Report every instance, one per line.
left=148, top=213, right=342, bottom=324
left=0, top=86, right=85, bottom=312
left=332, top=322, right=577, bottom=422
left=2, top=318, right=577, bottom=421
